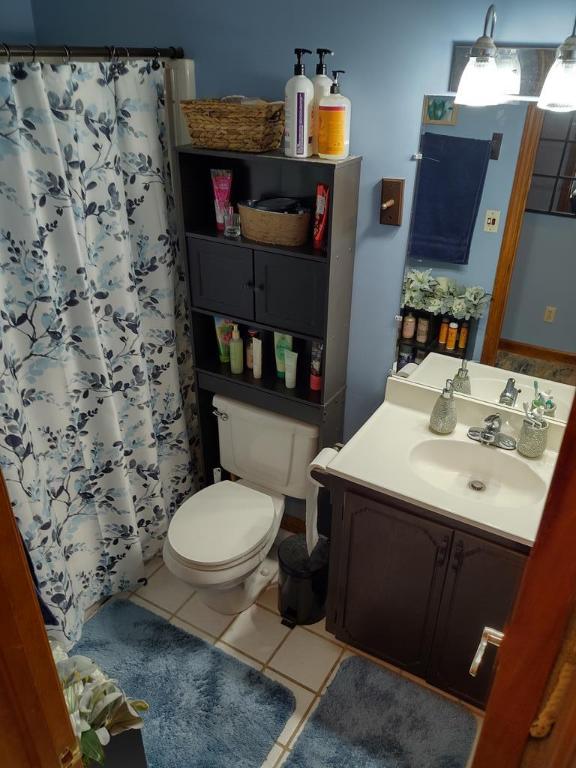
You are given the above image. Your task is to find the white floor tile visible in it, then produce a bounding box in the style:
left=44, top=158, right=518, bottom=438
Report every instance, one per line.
left=303, top=618, right=344, bottom=646
left=264, top=670, right=315, bottom=746
left=170, top=616, right=215, bottom=644
left=129, top=594, right=171, bottom=621
left=286, top=696, right=321, bottom=750
left=257, top=584, right=280, bottom=615
left=135, top=565, right=195, bottom=613
left=220, top=604, right=290, bottom=663
left=143, top=555, right=164, bottom=579
left=269, top=627, right=342, bottom=691
left=214, top=641, right=263, bottom=671
left=176, top=593, right=235, bottom=638
left=262, top=743, right=284, bottom=768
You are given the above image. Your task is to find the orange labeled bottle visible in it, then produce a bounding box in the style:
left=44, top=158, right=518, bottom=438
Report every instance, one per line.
left=318, top=70, right=351, bottom=160
left=446, top=322, right=459, bottom=351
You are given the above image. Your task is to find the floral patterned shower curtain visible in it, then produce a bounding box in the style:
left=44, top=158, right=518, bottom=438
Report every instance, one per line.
left=0, top=60, right=199, bottom=644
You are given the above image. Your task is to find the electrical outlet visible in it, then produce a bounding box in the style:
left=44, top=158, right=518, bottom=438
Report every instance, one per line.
left=544, top=306, right=557, bottom=323
left=484, top=210, right=501, bottom=233
left=213, top=467, right=222, bottom=483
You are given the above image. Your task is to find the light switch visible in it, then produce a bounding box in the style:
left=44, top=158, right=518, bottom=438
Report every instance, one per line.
left=544, top=306, right=557, bottom=323
left=484, top=210, right=501, bottom=233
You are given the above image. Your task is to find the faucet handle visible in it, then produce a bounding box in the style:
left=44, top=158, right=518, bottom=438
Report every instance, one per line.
left=484, top=413, right=502, bottom=429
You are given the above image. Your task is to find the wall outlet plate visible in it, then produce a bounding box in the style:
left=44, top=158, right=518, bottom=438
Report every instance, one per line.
left=213, top=467, right=222, bottom=483
left=484, top=210, right=501, bottom=233
left=544, top=306, right=557, bottom=323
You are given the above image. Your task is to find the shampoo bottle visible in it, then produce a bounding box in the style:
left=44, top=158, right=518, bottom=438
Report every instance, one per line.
left=318, top=70, right=351, bottom=160
left=312, top=48, right=334, bottom=155
left=229, top=324, right=244, bottom=374
left=285, top=48, right=314, bottom=158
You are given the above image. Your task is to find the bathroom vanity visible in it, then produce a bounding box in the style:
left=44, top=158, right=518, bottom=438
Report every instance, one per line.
left=319, top=378, right=562, bottom=708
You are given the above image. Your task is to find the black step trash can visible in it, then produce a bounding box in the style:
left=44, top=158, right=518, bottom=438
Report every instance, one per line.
left=277, top=534, right=330, bottom=628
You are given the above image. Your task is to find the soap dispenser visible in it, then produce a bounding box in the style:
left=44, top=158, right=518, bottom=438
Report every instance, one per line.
left=318, top=70, right=351, bottom=160
left=229, top=324, right=244, bottom=374
left=285, top=48, right=314, bottom=158
left=312, top=48, right=334, bottom=155
left=430, top=379, right=457, bottom=435
left=452, top=360, right=471, bottom=395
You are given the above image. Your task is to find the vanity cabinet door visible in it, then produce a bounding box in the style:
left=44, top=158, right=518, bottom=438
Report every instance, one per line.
left=427, top=532, right=526, bottom=708
left=188, top=238, right=255, bottom=319
left=337, top=492, right=453, bottom=677
left=254, top=251, right=327, bottom=337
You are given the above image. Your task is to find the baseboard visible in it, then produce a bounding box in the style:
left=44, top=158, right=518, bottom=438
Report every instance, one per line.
left=499, top=339, right=576, bottom=367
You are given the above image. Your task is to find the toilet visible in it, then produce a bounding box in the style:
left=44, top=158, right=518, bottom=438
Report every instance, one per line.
left=163, top=395, right=319, bottom=614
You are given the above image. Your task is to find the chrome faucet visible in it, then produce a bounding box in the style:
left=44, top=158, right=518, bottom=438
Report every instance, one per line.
left=467, top=414, right=517, bottom=450
left=499, top=377, right=521, bottom=407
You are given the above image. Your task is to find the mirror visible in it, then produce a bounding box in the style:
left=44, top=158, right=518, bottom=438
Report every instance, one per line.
left=391, top=95, right=576, bottom=424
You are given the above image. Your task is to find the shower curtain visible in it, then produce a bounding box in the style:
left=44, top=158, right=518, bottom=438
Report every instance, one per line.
left=0, top=59, right=199, bottom=644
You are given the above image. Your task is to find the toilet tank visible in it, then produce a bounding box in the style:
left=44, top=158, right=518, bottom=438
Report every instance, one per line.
left=213, top=395, right=319, bottom=499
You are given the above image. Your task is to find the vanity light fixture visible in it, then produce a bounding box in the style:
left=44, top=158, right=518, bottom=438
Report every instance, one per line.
left=538, top=14, right=576, bottom=112
left=455, top=5, right=503, bottom=107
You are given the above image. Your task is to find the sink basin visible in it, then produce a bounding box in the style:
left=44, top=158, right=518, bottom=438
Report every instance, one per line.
left=410, top=439, right=547, bottom=509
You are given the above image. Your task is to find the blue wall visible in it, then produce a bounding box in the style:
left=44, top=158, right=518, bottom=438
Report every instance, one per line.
left=28, top=0, right=576, bottom=435
left=4, top=0, right=35, bottom=41
left=503, top=212, right=576, bottom=353
left=407, top=102, right=528, bottom=359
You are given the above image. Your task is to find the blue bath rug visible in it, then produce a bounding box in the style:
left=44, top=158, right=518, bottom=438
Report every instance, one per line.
left=74, top=600, right=295, bottom=768
left=285, top=656, right=477, bottom=768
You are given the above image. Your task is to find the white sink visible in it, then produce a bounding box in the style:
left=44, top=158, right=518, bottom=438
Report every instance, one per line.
left=410, top=439, right=547, bottom=509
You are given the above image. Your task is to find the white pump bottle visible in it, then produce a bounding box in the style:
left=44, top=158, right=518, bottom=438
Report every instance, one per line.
left=284, top=48, right=314, bottom=158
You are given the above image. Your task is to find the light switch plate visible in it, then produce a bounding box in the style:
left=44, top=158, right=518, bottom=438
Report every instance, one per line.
left=544, top=306, right=557, bottom=323
left=484, top=210, right=501, bottom=232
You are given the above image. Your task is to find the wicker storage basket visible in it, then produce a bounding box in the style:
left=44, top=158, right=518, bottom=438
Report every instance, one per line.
left=238, top=204, right=311, bottom=247
left=180, top=99, right=285, bottom=153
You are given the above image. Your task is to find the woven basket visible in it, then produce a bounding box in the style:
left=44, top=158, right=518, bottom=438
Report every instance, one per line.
left=238, top=204, right=311, bottom=247
left=180, top=99, right=285, bottom=153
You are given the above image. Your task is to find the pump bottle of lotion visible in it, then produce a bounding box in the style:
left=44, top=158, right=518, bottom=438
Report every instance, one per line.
left=285, top=48, right=314, bottom=158
left=312, top=48, right=334, bottom=155
left=318, top=70, right=351, bottom=160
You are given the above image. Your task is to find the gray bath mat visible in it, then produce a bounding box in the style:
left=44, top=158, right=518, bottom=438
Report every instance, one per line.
left=285, top=656, right=477, bottom=767
left=75, top=600, right=294, bottom=768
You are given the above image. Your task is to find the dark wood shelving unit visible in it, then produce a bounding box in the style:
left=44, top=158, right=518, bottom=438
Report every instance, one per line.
left=176, top=145, right=361, bottom=481
left=396, top=309, right=477, bottom=369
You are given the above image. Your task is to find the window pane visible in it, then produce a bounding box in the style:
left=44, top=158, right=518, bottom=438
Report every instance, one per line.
left=541, top=111, right=571, bottom=140
left=533, top=140, right=564, bottom=175
left=559, top=142, right=576, bottom=178
left=552, top=178, right=576, bottom=215
left=526, top=176, right=555, bottom=212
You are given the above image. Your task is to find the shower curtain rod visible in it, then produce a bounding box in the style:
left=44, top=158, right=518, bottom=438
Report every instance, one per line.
left=0, top=43, right=185, bottom=61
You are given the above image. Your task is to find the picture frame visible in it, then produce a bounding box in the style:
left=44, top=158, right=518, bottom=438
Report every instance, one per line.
left=422, top=96, right=459, bottom=126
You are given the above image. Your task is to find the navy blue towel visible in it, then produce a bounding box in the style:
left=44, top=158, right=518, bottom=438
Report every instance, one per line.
left=408, top=132, right=492, bottom=265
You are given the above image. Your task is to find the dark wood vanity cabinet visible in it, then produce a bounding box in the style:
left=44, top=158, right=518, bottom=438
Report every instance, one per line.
left=327, top=488, right=528, bottom=708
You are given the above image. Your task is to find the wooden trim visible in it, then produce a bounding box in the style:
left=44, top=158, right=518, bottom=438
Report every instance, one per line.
left=481, top=105, right=544, bottom=366
left=472, top=395, right=576, bottom=767
left=0, top=471, right=82, bottom=768
left=542, top=640, right=576, bottom=767
left=499, top=338, right=576, bottom=367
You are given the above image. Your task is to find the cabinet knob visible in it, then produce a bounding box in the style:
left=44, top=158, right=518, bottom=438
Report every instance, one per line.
left=243, top=280, right=254, bottom=290
left=255, top=283, right=265, bottom=292
left=469, top=626, right=504, bottom=677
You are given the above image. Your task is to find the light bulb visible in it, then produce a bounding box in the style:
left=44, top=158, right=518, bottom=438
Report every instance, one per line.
left=455, top=56, right=503, bottom=106
left=538, top=57, right=576, bottom=112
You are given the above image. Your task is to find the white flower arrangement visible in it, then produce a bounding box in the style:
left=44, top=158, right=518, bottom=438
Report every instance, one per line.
left=401, top=268, right=490, bottom=320
left=51, top=641, right=148, bottom=766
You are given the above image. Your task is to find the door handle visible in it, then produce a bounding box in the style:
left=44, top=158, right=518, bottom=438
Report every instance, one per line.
left=469, top=626, right=504, bottom=677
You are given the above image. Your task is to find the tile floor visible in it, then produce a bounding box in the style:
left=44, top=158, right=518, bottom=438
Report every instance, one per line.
left=100, top=552, right=482, bottom=768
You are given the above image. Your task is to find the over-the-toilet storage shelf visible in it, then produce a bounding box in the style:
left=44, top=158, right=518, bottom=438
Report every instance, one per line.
left=175, top=146, right=361, bottom=482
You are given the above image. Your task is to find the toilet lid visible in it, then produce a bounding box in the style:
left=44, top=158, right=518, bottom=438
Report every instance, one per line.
left=168, top=481, right=276, bottom=567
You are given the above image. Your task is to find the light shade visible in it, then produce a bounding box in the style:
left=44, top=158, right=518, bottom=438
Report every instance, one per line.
left=497, top=51, right=521, bottom=99
left=538, top=57, right=576, bottom=112
left=455, top=56, right=502, bottom=106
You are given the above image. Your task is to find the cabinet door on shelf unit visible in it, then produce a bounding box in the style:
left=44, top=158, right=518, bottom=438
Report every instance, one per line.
left=187, top=238, right=254, bottom=319
left=337, top=493, right=453, bottom=677
left=254, top=252, right=327, bottom=337
left=427, top=532, right=526, bottom=708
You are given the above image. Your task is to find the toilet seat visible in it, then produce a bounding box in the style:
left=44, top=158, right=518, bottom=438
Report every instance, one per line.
left=167, top=480, right=279, bottom=571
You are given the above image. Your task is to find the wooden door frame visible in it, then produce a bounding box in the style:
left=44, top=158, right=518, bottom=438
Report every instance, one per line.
left=472, top=395, right=576, bottom=766
left=481, top=104, right=544, bottom=366
left=0, top=472, right=82, bottom=768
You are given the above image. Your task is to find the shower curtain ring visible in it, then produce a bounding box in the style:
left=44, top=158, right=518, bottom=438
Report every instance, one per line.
left=63, top=45, right=71, bottom=64
left=27, top=44, right=36, bottom=63
left=1, top=43, right=11, bottom=62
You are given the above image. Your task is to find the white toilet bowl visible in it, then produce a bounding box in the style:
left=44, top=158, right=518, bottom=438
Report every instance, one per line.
left=163, top=479, right=285, bottom=614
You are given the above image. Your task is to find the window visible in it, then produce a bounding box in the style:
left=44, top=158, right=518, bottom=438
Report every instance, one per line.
left=526, top=111, right=576, bottom=216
